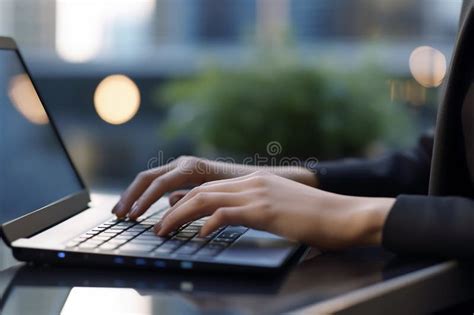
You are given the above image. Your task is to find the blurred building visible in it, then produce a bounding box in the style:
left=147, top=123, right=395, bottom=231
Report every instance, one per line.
left=0, top=0, right=465, bottom=189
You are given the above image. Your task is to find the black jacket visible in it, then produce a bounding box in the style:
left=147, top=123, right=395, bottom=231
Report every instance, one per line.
left=310, top=3, right=474, bottom=258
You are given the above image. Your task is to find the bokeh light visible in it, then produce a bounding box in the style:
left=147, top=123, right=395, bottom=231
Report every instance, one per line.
left=8, top=74, right=49, bottom=125
left=55, top=0, right=156, bottom=63
left=409, top=46, right=447, bottom=88
left=94, top=74, right=141, bottom=125
left=55, top=0, right=103, bottom=63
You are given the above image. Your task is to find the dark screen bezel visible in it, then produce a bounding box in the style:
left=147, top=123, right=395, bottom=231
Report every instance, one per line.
left=0, top=37, right=90, bottom=244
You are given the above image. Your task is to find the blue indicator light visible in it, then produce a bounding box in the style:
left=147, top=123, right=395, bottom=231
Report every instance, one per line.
left=113, top=257, right=125, bottom=264
left=135, top=258, right=146, bottom=266
left=57, top=252, right=66, bottom=259
left=180, top=261, right=193, bottom=269
left=154, top=260, right=166, bottom=268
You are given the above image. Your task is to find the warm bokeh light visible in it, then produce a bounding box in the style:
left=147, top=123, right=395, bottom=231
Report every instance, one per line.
left=55, top=0, right=103, bottom=63
left=409, top=46, right=447, bottom=88
left=8, top=74, right=49, bottom=125
left=55, top=0, right=156, bottom=63
left=94, top=75, right=141, bottom=125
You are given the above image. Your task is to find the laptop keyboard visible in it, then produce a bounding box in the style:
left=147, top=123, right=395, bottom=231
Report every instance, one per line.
left=65, top=210, right=248, bottom=258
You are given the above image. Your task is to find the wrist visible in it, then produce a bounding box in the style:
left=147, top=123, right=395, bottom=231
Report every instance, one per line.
left=272, top=166, right=319, bottom=187
left=354, top=197, right=394, bottom=246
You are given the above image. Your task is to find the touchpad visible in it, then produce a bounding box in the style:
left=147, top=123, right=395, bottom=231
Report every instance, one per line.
left=215, top=229, right=297, bottom=268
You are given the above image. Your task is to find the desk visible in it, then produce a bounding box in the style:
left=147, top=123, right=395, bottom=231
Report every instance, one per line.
left=0, top=194, right=473, bottom=315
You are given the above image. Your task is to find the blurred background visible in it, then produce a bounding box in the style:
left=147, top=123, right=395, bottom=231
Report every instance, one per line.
left=0, top=0, right=465, bottom=190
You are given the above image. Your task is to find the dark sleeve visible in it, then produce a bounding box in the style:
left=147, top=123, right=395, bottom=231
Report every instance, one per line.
left=306, top=132, right=434, bottom=197
left=383, top=195, right=474, bottom=258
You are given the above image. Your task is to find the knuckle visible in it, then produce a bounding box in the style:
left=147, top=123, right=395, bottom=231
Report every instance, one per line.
left=177, top=156, right=204, bottom=175
left=251, top=173, right=270, bottom=186
left=189, top=186, right=202, bottom=196
left=215, top=208, right=231, bottom=221
left=136, top=171, right=151, bottom=181
left=259, top=200, right=272, bottom=212
left=151, top=177, right=163, bottom=188
left=193, top=192, right=208, bottom=206
left=255, top=187, right=270, bottom=199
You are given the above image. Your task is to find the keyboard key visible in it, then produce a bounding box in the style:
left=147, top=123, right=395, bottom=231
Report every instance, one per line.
left=164, top=239, right=184, bottom=248
left=119, top=244, right=156, bottom=253
left=103, top=220, right=120, bottom=226
left=222, top=226, right=248, bottom=233
left=191, top=236, right=208, bottom=242
left=107, top=238, right=129, bottom=245
left=79, top=233, right=94, bottom=239
left=174, top=243, right=202, bottom=256
left=100, top=231, right=120, bottom=237
left=78, top=241, right=101, bottom=249
left=134, top=235, right=166, bottom=242
left=91, top=226, right=108, bottom=232
left=90, top=236, right=112, bottom=242
left=218, top=227, right=246, bottom=240
left=176, top=231, right=197, bottom=238
left=188, top=238, right=207, bottom=245
left=107, top=228, right=127, bottom=233
left=114, top=234, right=136, bottom=241
left=73, top=236, right=89, bottom=242
left=128, top=226, right=148, bottom=232
left=182, top=226, right=200, bottom=233
left=120, top=231, right=142, bottom=237
left=173, top=235, right=192, bottom=242
left=140, top=230, right=158, bottom=236
left=116, top=221, right=136, bottom=227
left=99, top=243, right=119, bottom=250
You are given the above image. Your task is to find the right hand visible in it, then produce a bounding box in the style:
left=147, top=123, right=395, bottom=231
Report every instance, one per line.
left=112, top=156, right=317, bottom=220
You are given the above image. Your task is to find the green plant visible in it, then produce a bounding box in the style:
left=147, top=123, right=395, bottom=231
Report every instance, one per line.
left=156, top=52, right=412, bottom=160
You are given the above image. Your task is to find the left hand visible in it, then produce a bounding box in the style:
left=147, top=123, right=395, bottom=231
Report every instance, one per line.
left=155, top=171, right=393, bottom=250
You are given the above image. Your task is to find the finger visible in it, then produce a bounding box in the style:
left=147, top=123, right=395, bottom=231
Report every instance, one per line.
left=199, top=171, right=260, bottom=187
left=200, top=206, right=254, bottom=236
left=169, top=190, right=190, bottom=206
left=113, top=171, right=161, bottom=218
left=160, top=176, right=254, bottom=222
left=128, top=168, right=190, bottom=220
left=112, top=160, right=180, bottom=216
left=156, top=192, right=244, bottom=236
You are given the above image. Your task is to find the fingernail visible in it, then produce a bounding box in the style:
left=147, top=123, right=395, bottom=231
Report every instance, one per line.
left=130, top=203, right=139, bottom=218
left=111, top=202, right=121, bottom=214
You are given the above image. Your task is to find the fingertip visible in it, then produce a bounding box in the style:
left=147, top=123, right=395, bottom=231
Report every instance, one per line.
left=115, top=212, right=126, bottom=220
left=198, top=227, right=210, bottom=238
left=153, top=222, right=162, bottom=234
left=128, top=203, right=141, bottom=219
left=111, top=201, right=122, bottom=214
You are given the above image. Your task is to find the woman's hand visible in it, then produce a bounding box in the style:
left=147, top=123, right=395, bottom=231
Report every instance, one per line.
left=112, top=156, right=316, bottom=220
left=155, top=171, right=394, bottom=250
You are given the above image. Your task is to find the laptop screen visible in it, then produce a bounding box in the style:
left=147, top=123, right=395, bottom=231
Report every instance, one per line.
left=0, top=49, right=84, bottom=224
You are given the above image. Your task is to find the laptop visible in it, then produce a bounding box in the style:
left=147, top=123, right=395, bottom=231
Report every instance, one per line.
left=0, top=37, right=306, bottom=272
